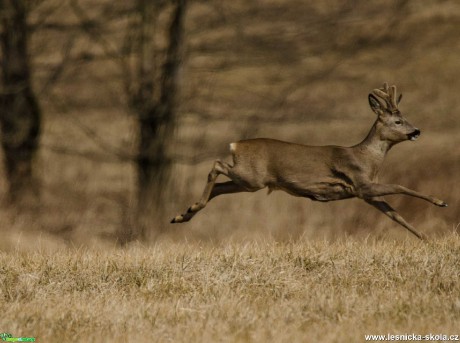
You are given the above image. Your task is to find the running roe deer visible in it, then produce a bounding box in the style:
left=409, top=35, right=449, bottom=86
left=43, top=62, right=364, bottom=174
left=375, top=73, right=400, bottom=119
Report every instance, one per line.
left=171, top=83, right=447, bottom=240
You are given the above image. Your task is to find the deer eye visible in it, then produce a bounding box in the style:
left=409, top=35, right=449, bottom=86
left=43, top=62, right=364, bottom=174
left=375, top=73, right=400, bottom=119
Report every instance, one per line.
left=395, top=120, right=402, bottom=125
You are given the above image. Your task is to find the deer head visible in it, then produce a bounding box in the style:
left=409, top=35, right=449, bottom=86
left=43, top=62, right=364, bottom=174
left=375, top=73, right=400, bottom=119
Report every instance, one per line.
left=368, top=83, right=420, bottom=143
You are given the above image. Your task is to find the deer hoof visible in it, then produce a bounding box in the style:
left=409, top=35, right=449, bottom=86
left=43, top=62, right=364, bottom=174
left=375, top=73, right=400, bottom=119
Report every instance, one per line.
left=419, top=232, right=429, bottom=241
left=434, top=199, right=448, bottom=207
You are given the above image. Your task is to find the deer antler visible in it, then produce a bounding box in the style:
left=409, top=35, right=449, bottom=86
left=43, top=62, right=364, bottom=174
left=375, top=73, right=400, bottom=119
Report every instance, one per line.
left=372, top=83, right=399, bottom=110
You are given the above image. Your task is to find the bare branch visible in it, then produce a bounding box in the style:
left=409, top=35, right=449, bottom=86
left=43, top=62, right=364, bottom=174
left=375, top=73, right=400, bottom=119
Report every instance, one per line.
left=38, top=32, right=76, bottom=96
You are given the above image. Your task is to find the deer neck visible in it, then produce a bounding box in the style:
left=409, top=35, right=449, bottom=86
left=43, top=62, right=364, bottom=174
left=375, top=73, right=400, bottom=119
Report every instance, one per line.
left=353, top=121, right=393, bottom=174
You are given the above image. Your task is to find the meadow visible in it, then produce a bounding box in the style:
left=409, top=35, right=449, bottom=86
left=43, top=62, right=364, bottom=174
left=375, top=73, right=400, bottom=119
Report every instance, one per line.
left=1, top=1, right=460, bottom=342
left=1, top=234, right=459, bottom=342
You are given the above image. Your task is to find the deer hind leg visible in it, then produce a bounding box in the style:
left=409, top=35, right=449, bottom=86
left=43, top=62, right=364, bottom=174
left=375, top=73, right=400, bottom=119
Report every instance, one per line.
left=171, top=160, right=247, bottom=223
left=209, top=181, right=248, bottom=200
left=364, top=198, right=427, bottom=240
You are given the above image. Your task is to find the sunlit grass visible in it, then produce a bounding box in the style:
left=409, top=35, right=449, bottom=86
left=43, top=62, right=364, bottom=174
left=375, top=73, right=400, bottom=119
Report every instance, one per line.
left=1, top=234, right=459, bottom=342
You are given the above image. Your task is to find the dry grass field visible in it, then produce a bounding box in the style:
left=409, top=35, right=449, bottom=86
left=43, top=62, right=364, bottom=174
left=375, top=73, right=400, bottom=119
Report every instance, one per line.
left=1, top=0, right=460, bottom=342
left=1, top=234, right=460, bottom=342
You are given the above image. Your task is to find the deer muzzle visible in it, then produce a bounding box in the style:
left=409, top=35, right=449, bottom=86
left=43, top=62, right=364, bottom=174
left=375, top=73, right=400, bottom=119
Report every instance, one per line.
left=408, top=129, right=421, bottom=141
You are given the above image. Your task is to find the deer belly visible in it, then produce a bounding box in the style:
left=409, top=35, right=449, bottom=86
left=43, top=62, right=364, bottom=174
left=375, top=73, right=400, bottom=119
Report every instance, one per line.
left=280, top=181, right=354, bottom=202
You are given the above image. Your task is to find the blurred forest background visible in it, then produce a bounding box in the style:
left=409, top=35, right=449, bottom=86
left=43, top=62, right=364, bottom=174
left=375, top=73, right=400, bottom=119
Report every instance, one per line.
left=0, top=0, right=459, bottom=248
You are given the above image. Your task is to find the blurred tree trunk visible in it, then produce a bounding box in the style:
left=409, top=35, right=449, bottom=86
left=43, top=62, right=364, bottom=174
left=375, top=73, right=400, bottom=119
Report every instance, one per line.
left=126, top=0, right=186, bottom=240
left=0, top=0, right=41, bottom=207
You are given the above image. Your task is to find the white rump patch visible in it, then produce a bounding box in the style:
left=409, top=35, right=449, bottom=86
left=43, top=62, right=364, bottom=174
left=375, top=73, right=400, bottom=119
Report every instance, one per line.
left=229, top=142, right=237, bottom=153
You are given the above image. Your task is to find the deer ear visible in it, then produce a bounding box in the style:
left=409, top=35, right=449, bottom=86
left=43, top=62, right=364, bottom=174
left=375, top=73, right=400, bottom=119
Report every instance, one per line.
left=368, top=94, right=383, bottom=115
left=397, top=93, right=403, bottom=105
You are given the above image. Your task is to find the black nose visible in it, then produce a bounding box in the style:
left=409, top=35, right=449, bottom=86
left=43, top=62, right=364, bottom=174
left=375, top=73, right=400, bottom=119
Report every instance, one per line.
left=408, top=128, right=421, bottom=141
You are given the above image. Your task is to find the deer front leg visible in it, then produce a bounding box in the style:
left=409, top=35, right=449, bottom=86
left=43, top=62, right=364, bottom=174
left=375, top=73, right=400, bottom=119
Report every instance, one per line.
left=358, top=183, right=447, bottom=207
left=364, top=198, right=427, bottom=240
